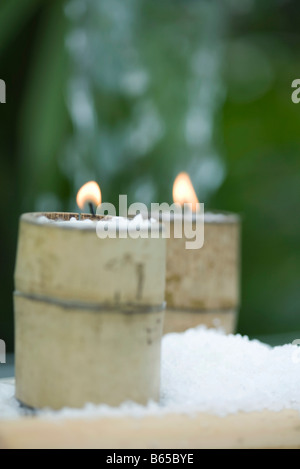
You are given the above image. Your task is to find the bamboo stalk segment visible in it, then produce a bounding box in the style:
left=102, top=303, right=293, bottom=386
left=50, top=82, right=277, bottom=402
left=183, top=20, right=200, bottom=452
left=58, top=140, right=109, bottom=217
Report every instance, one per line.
left=163, top=214, right=240, bottom=334
left=163, top=309, right=236, bottom=335
left=14, top=213, right=166, bottom=410
left=15, top=213, right=165, bottom=306
left=14, top=294, right=164, bottom=410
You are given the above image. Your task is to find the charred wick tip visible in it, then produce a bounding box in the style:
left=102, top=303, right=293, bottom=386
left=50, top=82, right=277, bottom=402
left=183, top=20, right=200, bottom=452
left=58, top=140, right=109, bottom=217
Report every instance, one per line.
left=88, top=203, right=96, bottom=217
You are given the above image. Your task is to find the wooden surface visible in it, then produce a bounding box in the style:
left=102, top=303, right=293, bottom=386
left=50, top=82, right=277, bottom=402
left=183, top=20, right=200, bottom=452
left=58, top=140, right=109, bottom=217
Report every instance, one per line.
left=0, top=380, right=300, bottom=449
left=0, top=409, right=300, bottom=449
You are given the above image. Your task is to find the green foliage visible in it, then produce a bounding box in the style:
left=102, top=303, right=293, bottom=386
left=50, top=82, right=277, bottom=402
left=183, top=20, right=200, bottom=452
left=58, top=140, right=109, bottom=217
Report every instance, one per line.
left=0, top=0, right=70, bottom=350
left=19, top=1, right=70, bottom=208
left=0, top=0, right=41, bottom=55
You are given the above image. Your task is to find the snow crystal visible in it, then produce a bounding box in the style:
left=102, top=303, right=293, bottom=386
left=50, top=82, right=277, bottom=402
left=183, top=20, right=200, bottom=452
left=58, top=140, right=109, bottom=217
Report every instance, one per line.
left=0, top=381, right=21, bottom=419
left=1, top=327, right=300, bottom=420
left=36, top=214, right=157, bottom=230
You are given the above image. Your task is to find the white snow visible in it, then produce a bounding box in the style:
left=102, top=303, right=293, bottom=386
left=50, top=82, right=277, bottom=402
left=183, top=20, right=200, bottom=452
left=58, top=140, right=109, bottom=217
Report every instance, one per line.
left=36, top=214, right=157, bottom=230
left=1, top=327, right=300, bottom=420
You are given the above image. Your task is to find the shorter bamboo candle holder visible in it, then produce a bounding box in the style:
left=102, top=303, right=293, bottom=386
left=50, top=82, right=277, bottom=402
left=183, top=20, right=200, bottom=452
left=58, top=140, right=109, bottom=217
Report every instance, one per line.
left=14, top=213, right=166, bottom=410
left=163, top=212, right=240, bottom=334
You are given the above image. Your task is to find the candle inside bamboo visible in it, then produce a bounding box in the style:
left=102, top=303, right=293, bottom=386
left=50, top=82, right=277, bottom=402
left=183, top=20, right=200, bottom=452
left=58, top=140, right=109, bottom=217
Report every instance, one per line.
left=156, top=172, right=240, bottom=335
left=14, top=182, right=166, bottom=410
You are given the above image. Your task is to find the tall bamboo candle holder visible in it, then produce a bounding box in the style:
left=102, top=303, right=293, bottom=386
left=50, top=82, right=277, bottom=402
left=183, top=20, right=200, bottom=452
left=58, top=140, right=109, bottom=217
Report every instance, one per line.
left=14, top=212, right=166, bottom=410
left=163, top=212, right=240, bottom=334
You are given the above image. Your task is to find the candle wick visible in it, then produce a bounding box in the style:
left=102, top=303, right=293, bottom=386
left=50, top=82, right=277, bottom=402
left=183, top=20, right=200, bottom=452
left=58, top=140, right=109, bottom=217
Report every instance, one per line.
left=88, top=203, right=96, bottom=217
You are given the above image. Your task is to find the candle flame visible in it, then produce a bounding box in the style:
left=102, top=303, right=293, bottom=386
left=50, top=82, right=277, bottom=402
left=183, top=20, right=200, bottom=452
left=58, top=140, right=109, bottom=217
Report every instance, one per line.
left=76, top=181, right=102, bottom=210
left=173, top=172, right=199, bottom=212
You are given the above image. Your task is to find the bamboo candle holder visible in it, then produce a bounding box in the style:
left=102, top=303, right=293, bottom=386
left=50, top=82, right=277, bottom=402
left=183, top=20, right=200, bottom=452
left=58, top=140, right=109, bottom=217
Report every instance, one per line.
left=163, top=212, right=240, bottom=334
left=14, top=213, right=166, bottom=410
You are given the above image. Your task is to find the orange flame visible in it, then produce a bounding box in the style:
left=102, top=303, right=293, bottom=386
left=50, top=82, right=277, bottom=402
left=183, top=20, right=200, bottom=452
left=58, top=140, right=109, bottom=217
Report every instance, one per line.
left=76, top=181, right=102, bottom=210
left=173, top=172, right=199, bottom=212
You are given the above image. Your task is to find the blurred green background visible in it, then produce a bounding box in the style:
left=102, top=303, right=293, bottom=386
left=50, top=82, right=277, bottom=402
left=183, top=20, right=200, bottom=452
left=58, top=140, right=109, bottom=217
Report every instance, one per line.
left=1, top=0, right=300, bottom=352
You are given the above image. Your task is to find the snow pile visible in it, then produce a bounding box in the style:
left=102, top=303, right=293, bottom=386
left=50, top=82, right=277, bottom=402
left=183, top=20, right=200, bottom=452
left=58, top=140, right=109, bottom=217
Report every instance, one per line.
left=1, top=327, right=300, bottom=420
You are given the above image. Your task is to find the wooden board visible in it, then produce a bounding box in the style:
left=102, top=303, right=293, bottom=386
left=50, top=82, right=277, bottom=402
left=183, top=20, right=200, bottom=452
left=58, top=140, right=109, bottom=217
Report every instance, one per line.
left=0, top=379, right=300, bottom=449
left=1, top=410, right=300, bottom=449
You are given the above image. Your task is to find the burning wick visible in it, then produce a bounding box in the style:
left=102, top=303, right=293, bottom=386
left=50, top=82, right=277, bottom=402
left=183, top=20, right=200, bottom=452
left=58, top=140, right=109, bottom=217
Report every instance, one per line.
left=88, top=203, right=96, bottom=217
left=76, top=181, right=102, bottom=217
